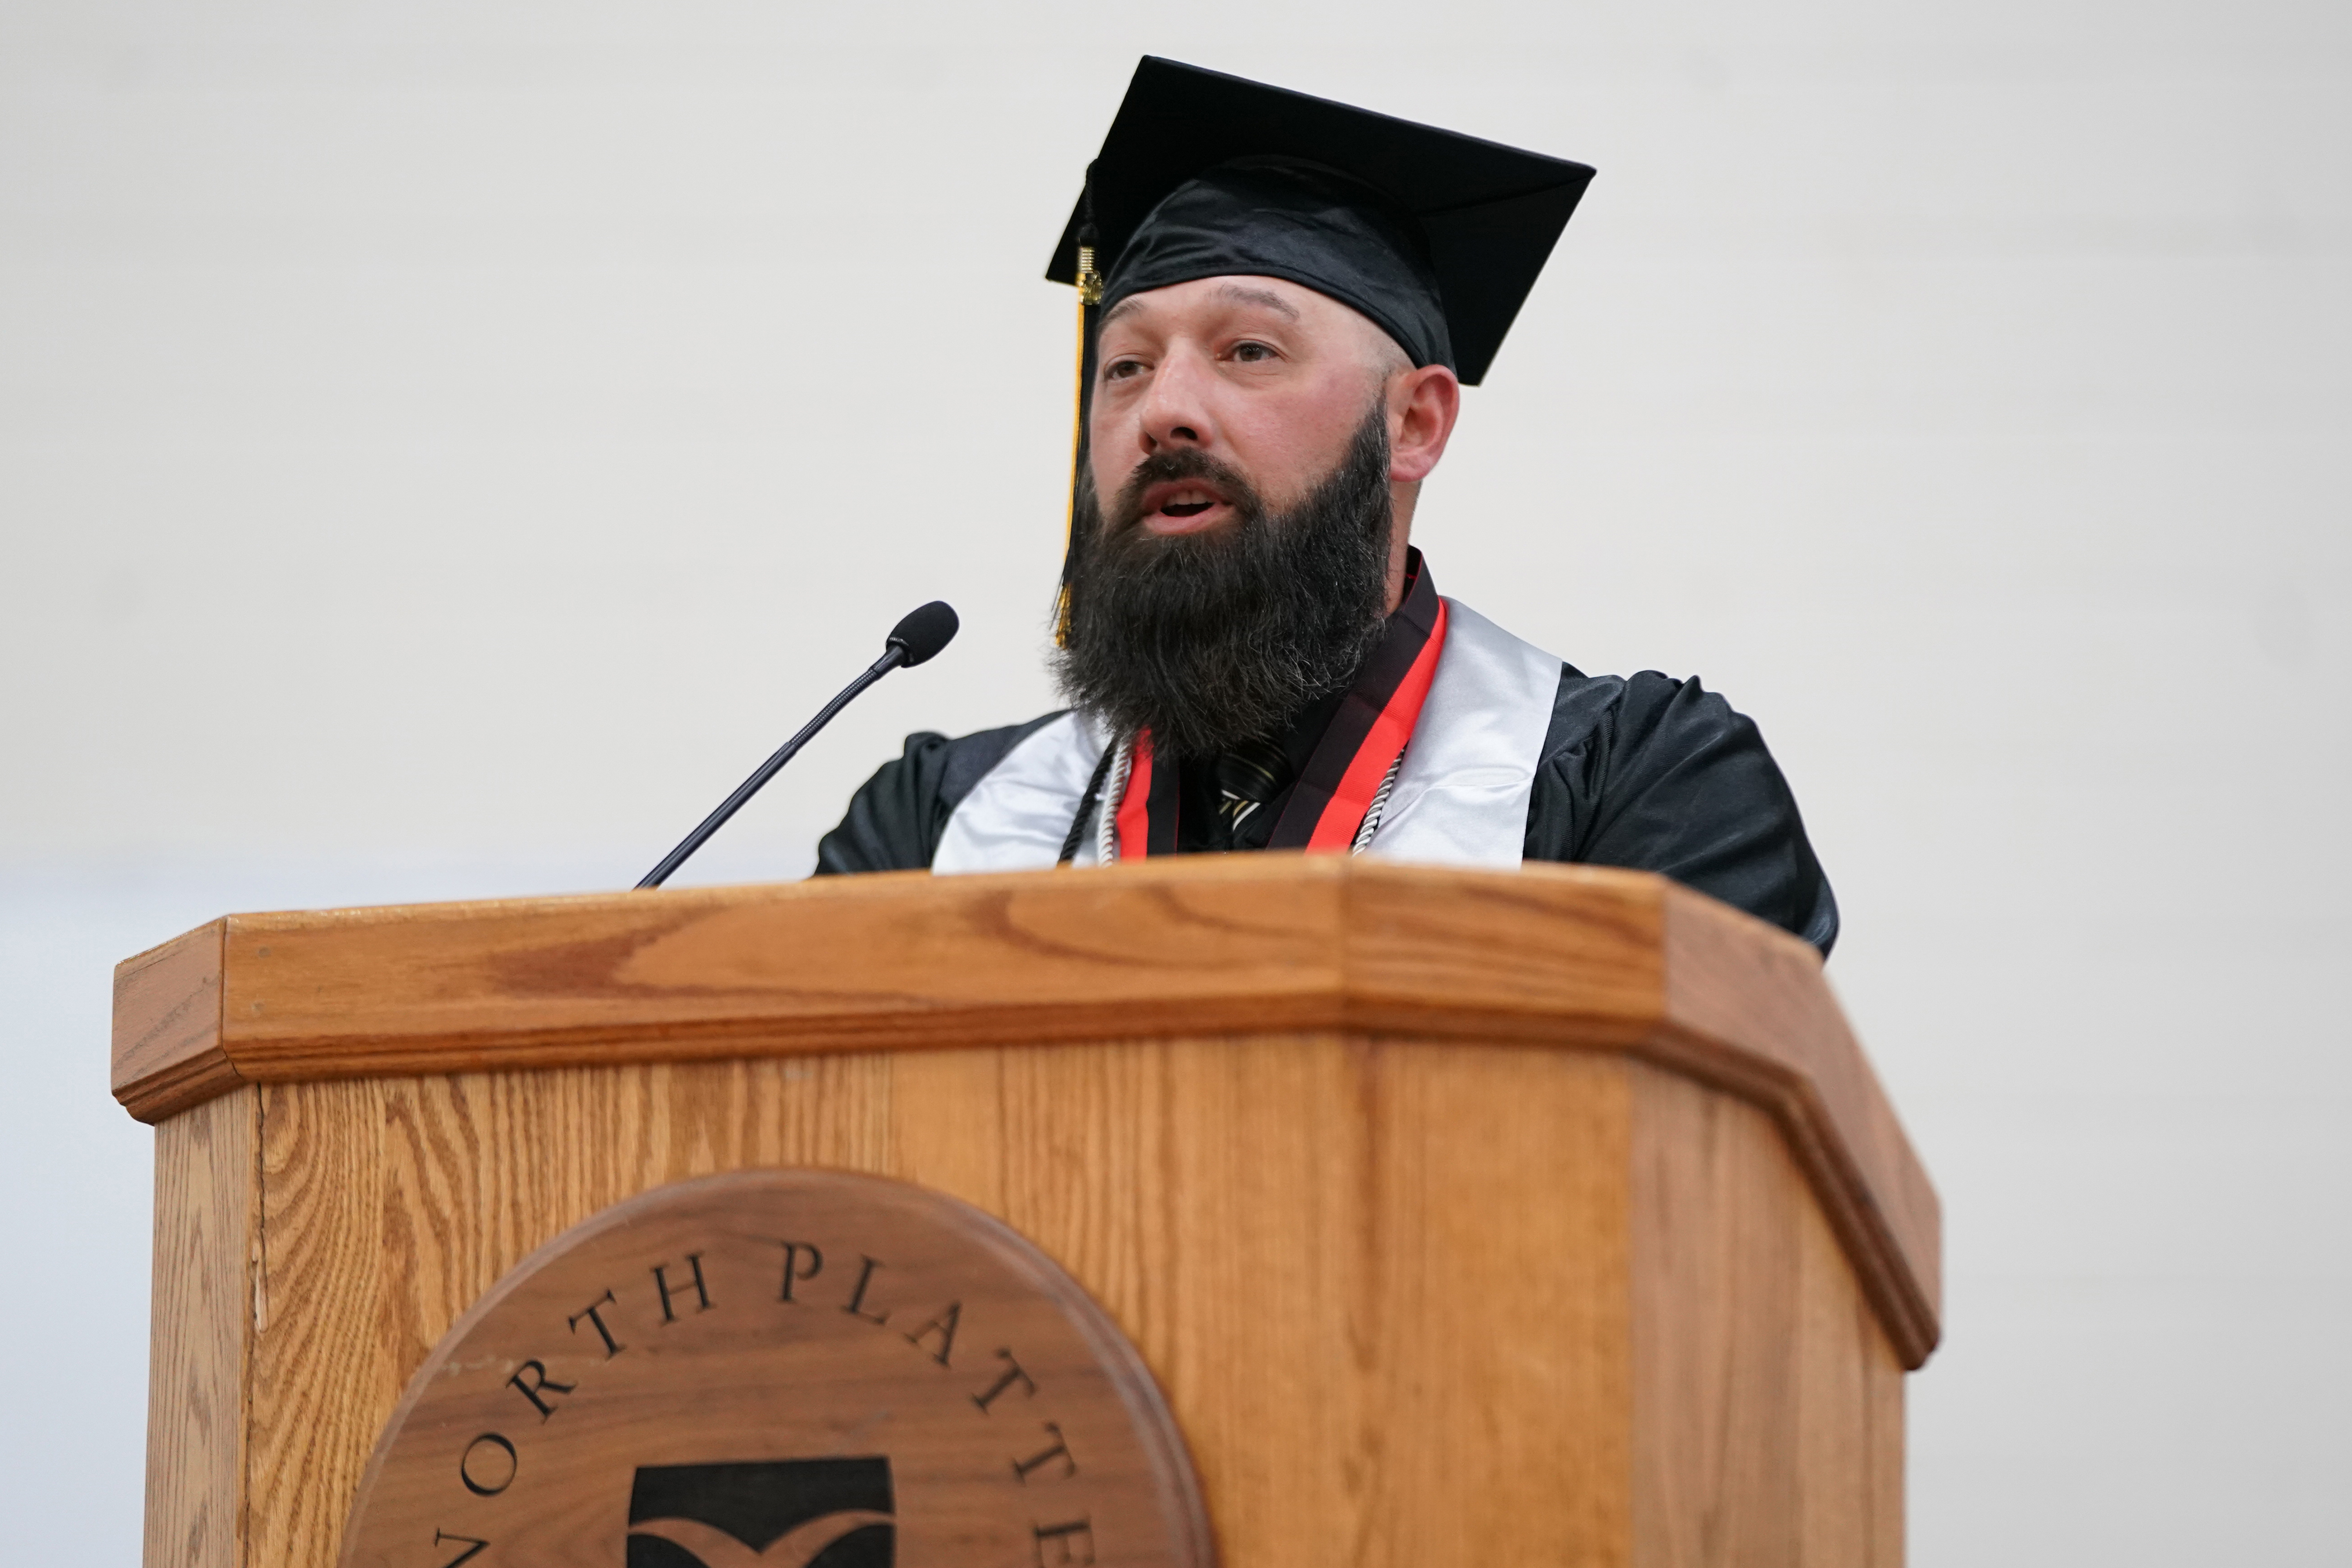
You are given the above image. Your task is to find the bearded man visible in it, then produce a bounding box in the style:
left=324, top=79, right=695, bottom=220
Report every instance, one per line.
left=815, top=59, right=1839, bottom=956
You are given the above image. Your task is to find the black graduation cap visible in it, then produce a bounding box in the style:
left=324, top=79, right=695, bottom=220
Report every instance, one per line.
left=1047, top=57, right=1595, bottom=386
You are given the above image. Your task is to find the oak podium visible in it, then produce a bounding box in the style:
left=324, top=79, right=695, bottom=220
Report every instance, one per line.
left=114, top=856, right=1940, bottom=1567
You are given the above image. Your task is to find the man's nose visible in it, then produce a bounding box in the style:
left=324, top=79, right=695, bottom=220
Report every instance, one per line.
left=1134, top=346, right=1217, bottom=454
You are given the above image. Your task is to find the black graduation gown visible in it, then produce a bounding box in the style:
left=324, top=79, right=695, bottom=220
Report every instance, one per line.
left=813, top=665, right=1840, bottom=957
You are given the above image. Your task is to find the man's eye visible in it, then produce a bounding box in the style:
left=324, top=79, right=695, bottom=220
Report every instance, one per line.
left=1104, top=359, right=1145, bottom=381
left=1231, top=341, right=1278, bottom=363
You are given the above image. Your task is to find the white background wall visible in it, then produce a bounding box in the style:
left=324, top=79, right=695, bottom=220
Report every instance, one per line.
left=4, top=2, right=2346, bottom=1559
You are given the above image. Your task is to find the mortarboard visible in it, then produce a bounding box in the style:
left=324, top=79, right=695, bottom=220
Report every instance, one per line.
left=1050, top=57, right=1594, bottom=385
left=1047, top=58, right=1595, bottom=635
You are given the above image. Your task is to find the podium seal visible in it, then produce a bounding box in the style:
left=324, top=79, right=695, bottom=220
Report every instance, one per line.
left=338, top=1170, right=1213, bottom=1568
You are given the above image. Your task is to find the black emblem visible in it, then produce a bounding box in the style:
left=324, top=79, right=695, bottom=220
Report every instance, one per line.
left=626, top=1457, right=894, bottom=1568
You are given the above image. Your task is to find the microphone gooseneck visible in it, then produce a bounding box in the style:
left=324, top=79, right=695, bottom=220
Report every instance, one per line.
left=635, top=603, right=960, bottom=889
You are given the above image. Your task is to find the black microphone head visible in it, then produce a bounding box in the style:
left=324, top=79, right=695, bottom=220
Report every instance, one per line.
left=886, top=601, right=959, bottom=666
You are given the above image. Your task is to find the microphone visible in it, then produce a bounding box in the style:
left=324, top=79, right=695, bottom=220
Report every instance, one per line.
left=635, top=601, right=959, bottom=889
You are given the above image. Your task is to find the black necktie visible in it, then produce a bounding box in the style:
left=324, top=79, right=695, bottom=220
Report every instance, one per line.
left=1212, top=737, right=1295, bottom=851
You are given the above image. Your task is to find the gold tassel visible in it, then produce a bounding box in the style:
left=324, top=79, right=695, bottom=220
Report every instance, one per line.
left=1056, top=243, right=1104, bottom=647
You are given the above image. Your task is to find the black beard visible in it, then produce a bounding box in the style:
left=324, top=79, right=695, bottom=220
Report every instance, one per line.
left=1053, top=405, right=1394, bottom=760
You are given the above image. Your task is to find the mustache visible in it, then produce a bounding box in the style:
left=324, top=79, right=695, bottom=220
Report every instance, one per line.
left=1107, top=447, right=1266, bottom=535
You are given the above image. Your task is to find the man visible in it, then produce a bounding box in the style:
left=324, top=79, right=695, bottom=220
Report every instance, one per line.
left=817, top=59, right=1838, bottom=955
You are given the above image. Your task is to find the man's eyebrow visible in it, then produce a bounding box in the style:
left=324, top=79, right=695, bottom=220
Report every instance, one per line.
left=1214, top=283, right=1299, bottom=319
left=1098, top=283, right=1301, bottom=332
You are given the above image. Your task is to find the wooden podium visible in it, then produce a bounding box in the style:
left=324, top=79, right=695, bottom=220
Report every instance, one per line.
left=114, top=857, right=1938, bottom=1567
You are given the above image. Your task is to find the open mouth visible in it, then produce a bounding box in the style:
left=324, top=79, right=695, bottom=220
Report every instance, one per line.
left=1137, top=479, right=1236, bottom=531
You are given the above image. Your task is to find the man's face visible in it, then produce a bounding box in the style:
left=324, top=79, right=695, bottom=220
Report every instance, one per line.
left=1088, top=275, right=1410, bottom=538
left=1055, top=272, right=1461, bottom=758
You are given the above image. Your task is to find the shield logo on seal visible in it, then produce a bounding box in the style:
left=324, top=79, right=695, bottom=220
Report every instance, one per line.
left=624, top=1457, right=894, bottom=1568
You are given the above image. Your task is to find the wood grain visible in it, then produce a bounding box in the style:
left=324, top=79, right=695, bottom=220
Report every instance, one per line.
left=1630, top=1063, right=1906, bottom=1567
left=108, top=858, right=1938, bottom=1362
left=145, top=1027, right=1920, bottom=1568
left=1357, top=1042, right=1633, bottom=1562
left=1657, top=889, right=1942, bottom=1371
left=114, top=919, right=235, bottom=1118
left=231, top=1042, right=1657, bottom=1568
left=339, top=1170, right=1212, bottom=1568
left=116, top=858, right=1651, bottom=1102
left=144, top=1087, right=256, bottom=1568
left=127, top=862, right=1935, bottom=1567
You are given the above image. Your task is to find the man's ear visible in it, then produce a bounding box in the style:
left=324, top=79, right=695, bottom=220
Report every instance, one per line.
left=1388, top=364, right=1461, bottom=484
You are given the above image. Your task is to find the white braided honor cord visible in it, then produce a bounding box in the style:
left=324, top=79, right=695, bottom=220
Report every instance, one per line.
left=1095, top=735, right=1135, bottom=864
left=1350, top=752, right=1405, bottom=855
